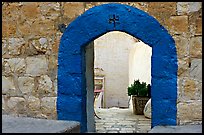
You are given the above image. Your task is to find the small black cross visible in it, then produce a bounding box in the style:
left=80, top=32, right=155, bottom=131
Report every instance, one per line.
left=109, top=14, right=120, bottom=29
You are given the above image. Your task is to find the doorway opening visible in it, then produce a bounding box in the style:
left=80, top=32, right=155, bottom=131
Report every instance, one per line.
left=85, top=31, right=152, bottom=133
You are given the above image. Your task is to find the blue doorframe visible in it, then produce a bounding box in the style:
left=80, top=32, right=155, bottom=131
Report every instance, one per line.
left=57, top=3, right=178, bottom=132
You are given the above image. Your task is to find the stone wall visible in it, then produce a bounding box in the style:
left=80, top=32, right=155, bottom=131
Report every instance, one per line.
left=2, top=2, right=202, bottom=125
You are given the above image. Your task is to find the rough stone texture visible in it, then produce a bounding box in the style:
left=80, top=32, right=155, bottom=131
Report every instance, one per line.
left=177, top=2, right=202, bottom=15
left=7, top=97, right=26, bottom=114
left=189, top=36, right=202, bottom=58
left=38, top=75, right=53, bottom=97
left=189, top=59, right=202, bottom=81
left=173, top=35, right=189, bottom=58
left=183, top=79, right=197, bottom=100
left=177, top=100, right=202, bottom=125
left=26, top=55, right=48, bottom=76
left=3, top=58, right=26, bottom=76
left=63, top=2, right=85, bottom=24
left=41, top=97, right=57, bottom=119
left=166, top=16, right=189, bottom=35
left=2, top=76, right=17, bottom=96
left=27, top=96, right=41, bottom=113
left=18, top=77, right=35, bottom=95
left=8, top=38, right=26, bottom=56
left=148, top=2, right=177, bottom=27
left=177, top=57, right=190, bottom=77
left=195, top=17, right=202, bottom=35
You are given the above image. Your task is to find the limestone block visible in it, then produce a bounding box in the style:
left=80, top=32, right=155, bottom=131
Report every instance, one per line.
left=143, top=98, right=151, bottom=119
left=29, top=38, right=48, bottom=53
left=7, top=97, right=26, bottom=113
left=2, top=20, right=17, bottom=38
left=26, top=55, right=48, bottom=76
left=148, top=2, right=176, bottom=25
left=173, top=35, right=189, bottom=58
left=31, top=19, right=56, bottom=36
left=195, top=17, right=202, bottom=35
left=183, top=79, right=196, bottom=100
left=41, top=97, right=57, bottom=115
left=48, top=55, right=58, bottom=81
left=39, top=2, right=60, bottom=20
left=27, top=96, right=40, bottom=112
left=4, top=58, right=26, bottom=75
left=38, top=75, right=53, bottom=95
left=177, top=2, right=202, bottom=15
left=177, top=57, right=190, bottom=77
left=64, top=2, right=84, bottom=19
left=21, top=2, right=40, bottom=20
left=8, top=38, right=26, bottom=56
left=18, top=77, right=35, bottom=95
left=189, top=36, right=202, bottom=58
left=190, top=59, right=202, bottom=81
left=2, top=76, right=15, bottom=94
left=177, top=100, right=202, bottom=124
left=166, top=16, right=188, bottom=35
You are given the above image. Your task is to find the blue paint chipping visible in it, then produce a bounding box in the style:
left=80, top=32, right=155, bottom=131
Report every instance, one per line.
left=57, top=3, right=178, bottom=132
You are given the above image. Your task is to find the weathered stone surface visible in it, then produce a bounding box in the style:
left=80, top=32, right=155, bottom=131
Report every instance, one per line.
left=173, top=35, right=189, bottom=58
left=2, top=3, right=19, bottom=37
left=183, top=79, right=196, bottom=100
left=2, top=76, right=15, bottom=94
left=18, top=77, right=35, bottom=95
left=41, top=97, right=57, bottom=118
left=64, top=2, right=84, bottom=19
left=53, top=78, right=58, bottom=96
left=39, top=2, right=60, bottom=20
left=8, top=38, right=26, bottom=56
left=3, top=58, right=26, bottom=75
left=7, top=97, right=26, bottom=114
left=177, top=58, right=190, bottom=77
left=26, top=55, right=48, bottom=76
left=177, top=100, right=202, bottom=124
left=195, top=17, right=202, bottom=35
left=148, top=2, right=177, bottom=26
left=166, top=16, right=188, bottom=35
left=2, top=39, right=7, bottom=56
left=189, top=59, right=202, bottom=81
left=196, top=82, right=202, bottom=100
left=27, top=96, right=41, bottom=112
left=38, top=75, right=53, bottom=96
left=31, top=19, right=56, bottom=36
left=48, top=55, right=58, bottom=81
left=177, top=2, right=202, bottom=15
left=28, top=38, right=48, bottom=53
left=2, top=20, right=17, bottom=38
left=189, top=36, right=202, bottom=58
left=21, top=2, right=40, bottom=20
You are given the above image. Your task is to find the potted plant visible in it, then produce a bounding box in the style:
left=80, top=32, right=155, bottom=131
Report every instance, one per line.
left=127, top=79, right=151, bottom=115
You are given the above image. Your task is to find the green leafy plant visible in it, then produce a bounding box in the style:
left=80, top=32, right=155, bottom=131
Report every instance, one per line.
left=128, top=79, right=151, bottom=97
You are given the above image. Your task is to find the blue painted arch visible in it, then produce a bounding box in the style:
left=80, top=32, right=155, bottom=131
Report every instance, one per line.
left=57, top=3, right=178, bottom=132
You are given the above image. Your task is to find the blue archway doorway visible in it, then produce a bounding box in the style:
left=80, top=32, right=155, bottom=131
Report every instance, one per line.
left=57, top=3, right=178, bottom=133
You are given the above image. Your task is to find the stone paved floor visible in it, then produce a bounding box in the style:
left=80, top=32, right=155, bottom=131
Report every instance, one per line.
left=94, top=107, right=151, bottom=133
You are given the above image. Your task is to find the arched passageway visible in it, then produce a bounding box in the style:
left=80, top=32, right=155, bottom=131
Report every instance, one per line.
left=57, top=3, right=178, bottom=132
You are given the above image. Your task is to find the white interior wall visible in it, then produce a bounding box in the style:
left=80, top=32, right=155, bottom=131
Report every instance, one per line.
left=94, top=31, right=152, bottom=108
